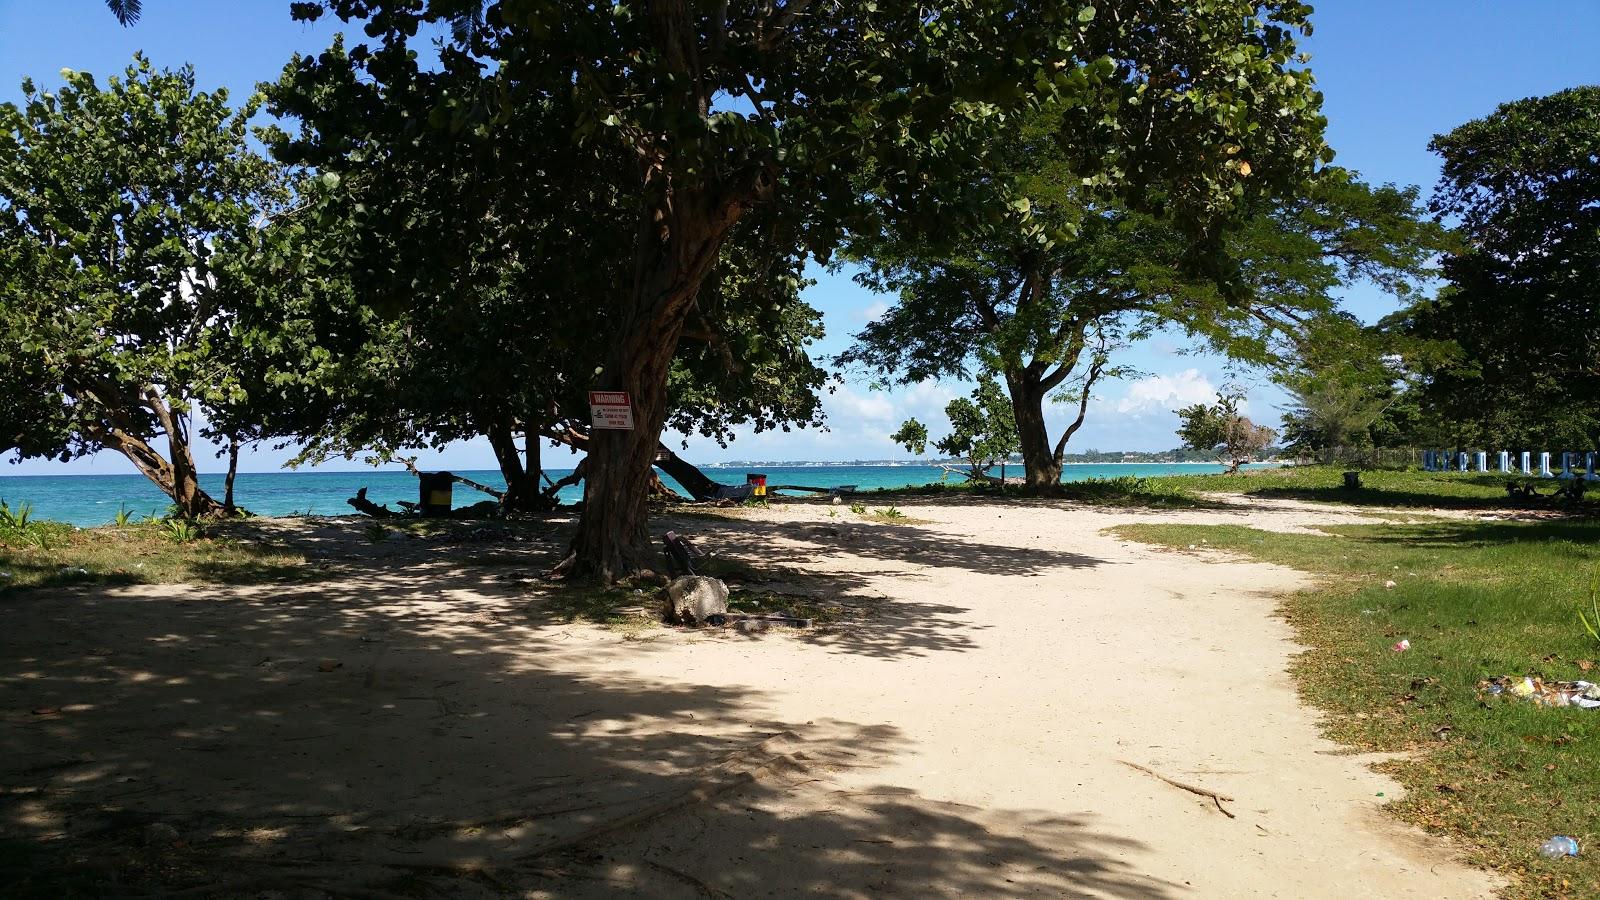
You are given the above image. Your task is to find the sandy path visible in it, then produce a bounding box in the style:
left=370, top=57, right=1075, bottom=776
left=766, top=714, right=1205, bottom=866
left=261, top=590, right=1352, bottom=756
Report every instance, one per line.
left=1, top=502, right=1498, bottom=897
left=536, top=501, right=1498, bottom=898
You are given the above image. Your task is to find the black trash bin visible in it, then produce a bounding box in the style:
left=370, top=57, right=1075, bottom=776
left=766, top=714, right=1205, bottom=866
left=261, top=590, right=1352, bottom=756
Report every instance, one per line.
left=418, top=472, right=454, bottom=516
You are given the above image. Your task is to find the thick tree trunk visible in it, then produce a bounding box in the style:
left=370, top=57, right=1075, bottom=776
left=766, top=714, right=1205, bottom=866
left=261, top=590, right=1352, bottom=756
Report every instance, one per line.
left=1005, top=372, right=1062, bottom=491
left=563, top=184, right=749, bottom=582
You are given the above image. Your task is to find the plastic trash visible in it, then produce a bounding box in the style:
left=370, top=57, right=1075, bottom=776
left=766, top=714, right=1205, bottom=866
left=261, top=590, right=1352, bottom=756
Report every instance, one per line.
left=1393, top=639, right=1410, bottom=652
left=1539, top=836, right=1579, bottom=858
left=1479, top=676, right=1600, bottom=709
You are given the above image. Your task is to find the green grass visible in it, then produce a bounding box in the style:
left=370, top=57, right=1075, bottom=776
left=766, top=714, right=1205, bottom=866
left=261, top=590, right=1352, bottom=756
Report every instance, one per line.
left=1157, top=465, right=1596, bottom=511
left=863, top=475, right=1215, bottom=508
left=0, top=520, right=308, bottom=594
left=1115, top=518, right=1600, bottom=898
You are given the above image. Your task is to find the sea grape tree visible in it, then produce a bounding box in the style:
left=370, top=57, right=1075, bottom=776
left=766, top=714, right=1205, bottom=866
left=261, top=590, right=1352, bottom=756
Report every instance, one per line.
left=0, top=58, right=286, bottom=518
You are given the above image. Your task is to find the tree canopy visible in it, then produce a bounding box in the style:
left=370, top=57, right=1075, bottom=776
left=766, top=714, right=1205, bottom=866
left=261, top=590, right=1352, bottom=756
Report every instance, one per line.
left=842, top=157, right=1444, bottom=491
left=1397, top=86, right=1600, bottom=449
left=1176, top=391, right=1277, bottom=473
left=0, top=57, right=286, bottom=518
left=269, top=0, right=1342, bottom=581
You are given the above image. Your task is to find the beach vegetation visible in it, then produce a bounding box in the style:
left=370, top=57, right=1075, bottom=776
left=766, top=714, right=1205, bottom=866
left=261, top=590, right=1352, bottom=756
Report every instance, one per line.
left=893, top=376, right=1020, bottom=484
left=0, top=58, right=288, bottom=519
left=840, top=138, right=1446, bottom=492
left=0, top=518, right=306, bottom=594
left=1393, top=86, right=1600, bottom=450
left=1176, top=391, right=1279, bottom=474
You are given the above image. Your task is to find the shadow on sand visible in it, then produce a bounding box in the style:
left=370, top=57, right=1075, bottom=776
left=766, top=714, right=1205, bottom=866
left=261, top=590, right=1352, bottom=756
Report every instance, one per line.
left=2, top=517, right=1172, bottom=898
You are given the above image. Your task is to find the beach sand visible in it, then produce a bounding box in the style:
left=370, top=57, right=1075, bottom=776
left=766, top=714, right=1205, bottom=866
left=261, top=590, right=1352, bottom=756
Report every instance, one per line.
left=2, top=499, right=1498, bottom=897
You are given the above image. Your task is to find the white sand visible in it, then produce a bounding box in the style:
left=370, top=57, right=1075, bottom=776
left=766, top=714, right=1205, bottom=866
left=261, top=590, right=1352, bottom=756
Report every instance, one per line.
left=1, top=500, right=1499, bottom=897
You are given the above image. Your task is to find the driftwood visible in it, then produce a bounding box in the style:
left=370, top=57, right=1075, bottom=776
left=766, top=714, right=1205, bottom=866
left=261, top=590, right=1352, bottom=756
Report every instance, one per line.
left=346, top=487, right=398, bottom=518
left=769, top=483, right=859, bottom=496
left=1119, top=759, right=1236, bottom=819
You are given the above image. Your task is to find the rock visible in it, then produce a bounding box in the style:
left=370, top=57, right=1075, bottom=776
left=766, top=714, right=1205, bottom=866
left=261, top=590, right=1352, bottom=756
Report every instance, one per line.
left=666, top=576, right=729, bottom=624
left=143, top=822, right=180, bottom=847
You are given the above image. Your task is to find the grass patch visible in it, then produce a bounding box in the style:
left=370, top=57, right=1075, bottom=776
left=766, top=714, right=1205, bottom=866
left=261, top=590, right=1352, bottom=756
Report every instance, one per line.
left=861, top=475, right=1217, bottom=509
left=1115, top=518, right=1600, bottom=898
left=1159, top=465, right=1596, bottom=512
left=727, top=588, right=857, bottom=626
left=0, top=521, right=308, bottom=594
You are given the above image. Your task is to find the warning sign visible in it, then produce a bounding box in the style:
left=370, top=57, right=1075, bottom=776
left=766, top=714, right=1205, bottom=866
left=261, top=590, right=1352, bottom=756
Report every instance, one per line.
left=589, top=391, right=634, bottom=430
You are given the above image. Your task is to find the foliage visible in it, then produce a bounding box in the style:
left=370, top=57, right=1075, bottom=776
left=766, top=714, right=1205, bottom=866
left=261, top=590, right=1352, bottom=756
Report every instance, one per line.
left=0, top=498, right=34, bottom=532
left=1397, top=86, right=1600, bottom=449
left=0, top=57, right=286, bottom=518
left=104, top=0, right=142, bottom=25
left=160, top=518, right=203, bottom=544
left=843, top=130, right=1445, bottom=489
left=1116, top=519, right=1600, bottom=899
left=893, top=377, right=1020, bottom=482
left=1581, top=577, right=1600, bottom=648
left=280, top=0, right=1348, bottom=582
left=1175, top=392, right=1277, bottom=473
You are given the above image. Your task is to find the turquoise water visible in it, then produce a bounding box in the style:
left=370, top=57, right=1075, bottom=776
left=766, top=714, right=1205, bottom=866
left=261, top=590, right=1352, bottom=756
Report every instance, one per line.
left=0, top=463, right=1260, bottom=527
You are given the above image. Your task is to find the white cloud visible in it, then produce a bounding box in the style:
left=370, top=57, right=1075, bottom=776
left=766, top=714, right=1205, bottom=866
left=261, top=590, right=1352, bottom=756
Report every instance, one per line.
left=853, top=300, right=890, bottom=323
left=1110, top=368, right=1218, bottom=415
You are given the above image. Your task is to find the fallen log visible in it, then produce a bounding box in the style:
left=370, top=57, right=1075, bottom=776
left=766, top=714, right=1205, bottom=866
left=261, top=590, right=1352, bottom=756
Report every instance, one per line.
left=769, top=483, right=858, bottom=496
left=346, top=487, right=399, bottom=518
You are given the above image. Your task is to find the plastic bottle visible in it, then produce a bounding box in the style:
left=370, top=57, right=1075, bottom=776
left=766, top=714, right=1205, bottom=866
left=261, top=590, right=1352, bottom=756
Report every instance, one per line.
left=1539, top=836, right=1579, bottom=859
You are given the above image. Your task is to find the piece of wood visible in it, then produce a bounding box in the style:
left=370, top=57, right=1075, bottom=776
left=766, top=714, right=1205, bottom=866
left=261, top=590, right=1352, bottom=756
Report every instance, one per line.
left=346, top=487, right=398, bottom=518
left=401, top=458, right=505, bottom=501
left=1119, top=759, right=1236, bottom=819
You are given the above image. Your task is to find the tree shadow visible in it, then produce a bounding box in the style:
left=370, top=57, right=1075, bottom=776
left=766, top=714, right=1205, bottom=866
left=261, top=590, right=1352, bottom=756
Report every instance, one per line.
left=1230, top=483, right=1597, bottom=513
left=1320, top=519, right=1600, bottom=552
left=0, top=558, right=1170, bottom=898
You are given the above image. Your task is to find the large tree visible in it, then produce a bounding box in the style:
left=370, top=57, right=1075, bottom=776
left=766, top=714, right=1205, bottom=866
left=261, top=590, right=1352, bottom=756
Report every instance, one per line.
left=0, top=58, right=286, bottom=518
left=263, top=40, right=828, bottom=508
left=843, top=158, right=1444, bottom=490
left=282, top=0, right=1333, bottom=581
left=1399, top=86, right=1600, bottom=449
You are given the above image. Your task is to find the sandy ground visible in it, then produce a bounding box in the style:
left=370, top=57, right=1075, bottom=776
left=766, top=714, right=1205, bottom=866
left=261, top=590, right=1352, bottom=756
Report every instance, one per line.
left=1, top=498, right=1500, bottom=898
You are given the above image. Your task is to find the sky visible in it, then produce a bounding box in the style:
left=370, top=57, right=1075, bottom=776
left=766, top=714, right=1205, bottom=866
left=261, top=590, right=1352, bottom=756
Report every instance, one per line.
left=2, top=1, right=1598, bottom=474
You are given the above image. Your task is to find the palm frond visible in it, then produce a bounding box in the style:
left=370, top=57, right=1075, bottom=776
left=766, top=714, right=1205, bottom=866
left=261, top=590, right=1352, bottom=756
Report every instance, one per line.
left=105, top=0, right=143, bottom=26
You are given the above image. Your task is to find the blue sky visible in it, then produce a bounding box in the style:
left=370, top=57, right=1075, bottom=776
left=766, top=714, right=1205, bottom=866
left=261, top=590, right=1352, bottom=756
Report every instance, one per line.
left=3, top=1, right=1598, bottom=473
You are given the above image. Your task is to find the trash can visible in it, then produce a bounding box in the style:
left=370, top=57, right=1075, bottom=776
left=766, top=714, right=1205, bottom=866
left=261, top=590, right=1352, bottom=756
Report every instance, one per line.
left=1342, top=471, right=1361, bottom=490
left=746, top=473, right=767, bottom=499
left=418, top=471, right=454, bottom=516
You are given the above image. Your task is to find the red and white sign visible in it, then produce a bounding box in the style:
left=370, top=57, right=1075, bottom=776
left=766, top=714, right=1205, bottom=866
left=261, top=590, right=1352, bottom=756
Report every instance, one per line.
left=588, top=391, right=634, bottom=430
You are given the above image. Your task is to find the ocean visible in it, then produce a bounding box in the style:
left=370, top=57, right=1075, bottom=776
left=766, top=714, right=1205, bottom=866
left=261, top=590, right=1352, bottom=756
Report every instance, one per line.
left=0, top=463, right=1263, bottom=527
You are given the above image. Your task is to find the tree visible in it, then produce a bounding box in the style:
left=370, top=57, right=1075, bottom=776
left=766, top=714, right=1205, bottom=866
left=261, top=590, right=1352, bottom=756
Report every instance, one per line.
left=844, top=156, right=1444, bottom=491
left=283, top=0, right=1342, bottom=582
left=0, top=58, right=286, bottom=518
left=892, top=377, right=1020, bottom=483
left=263, top=40, right=829, bottom=508
left=1177, top=392, right=1277, bottom=473
left=1398, top=87, right=1600, bottom=449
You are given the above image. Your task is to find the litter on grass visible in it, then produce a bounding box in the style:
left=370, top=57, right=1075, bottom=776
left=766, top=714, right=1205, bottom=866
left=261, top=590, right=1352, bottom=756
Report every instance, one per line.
left=1479, top=676, right=1600, bottom=709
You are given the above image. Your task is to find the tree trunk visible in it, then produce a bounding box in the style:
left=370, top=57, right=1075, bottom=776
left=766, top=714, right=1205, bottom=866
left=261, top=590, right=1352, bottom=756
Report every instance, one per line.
left=1005, top=372, right=1063, bottom=491
left=563, top=184, right=750, bottom=582
left=486, top=418, right=543, bottom=511
left=223, top=437, right=240, bottom=515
